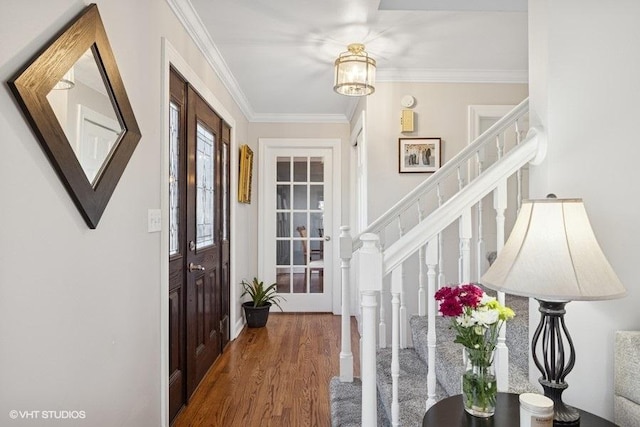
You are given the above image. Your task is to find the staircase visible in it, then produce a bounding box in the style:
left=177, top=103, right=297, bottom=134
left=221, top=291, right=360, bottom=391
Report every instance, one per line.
left=330, top=98, right=546, bottom=426
left=331, top=289, right=536, bottom=426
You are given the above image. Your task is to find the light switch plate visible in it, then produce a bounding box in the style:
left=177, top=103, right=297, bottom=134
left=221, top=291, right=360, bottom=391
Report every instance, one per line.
left=148, top=209, right=162, bottom=233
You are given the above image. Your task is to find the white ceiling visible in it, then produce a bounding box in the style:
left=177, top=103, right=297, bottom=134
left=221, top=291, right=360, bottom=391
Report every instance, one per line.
left=176, top=0, right=528, bottom=122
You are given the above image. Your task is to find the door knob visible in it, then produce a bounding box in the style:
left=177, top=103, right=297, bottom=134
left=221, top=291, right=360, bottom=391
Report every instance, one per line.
left=188, top=262, right=205, bottom=272
left=324, top=235, right=331, bottom=241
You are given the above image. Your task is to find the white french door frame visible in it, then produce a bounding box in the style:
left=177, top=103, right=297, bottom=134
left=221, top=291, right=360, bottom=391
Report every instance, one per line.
left=258, top=138, right=342, bottom=314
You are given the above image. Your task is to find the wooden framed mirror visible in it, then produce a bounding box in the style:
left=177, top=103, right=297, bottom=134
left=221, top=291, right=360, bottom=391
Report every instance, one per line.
left=8, top=3, right=141, bottom=228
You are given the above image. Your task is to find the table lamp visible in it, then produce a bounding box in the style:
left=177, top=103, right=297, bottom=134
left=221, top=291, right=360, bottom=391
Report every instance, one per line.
left=481, top=197, right=626, bottom=424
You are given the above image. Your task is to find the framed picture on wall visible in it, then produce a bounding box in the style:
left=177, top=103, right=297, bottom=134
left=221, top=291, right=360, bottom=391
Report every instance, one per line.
left=399, top=137, right=441, bottom=173
left=238, top=144, right=253, bottom=203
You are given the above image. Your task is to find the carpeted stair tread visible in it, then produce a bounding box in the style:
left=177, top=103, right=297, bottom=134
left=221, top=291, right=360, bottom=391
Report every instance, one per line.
left=330, top=377, right=390, bottom=427
left=376, top=347, right=448, bottom=427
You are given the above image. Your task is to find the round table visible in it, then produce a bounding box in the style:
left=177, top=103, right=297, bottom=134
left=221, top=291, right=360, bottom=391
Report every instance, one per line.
left=423, top=393, right=617, bottom=427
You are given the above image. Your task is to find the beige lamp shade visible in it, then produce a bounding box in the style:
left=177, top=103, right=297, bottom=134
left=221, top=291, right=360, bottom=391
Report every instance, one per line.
left=481, top=198, right=626, bottom=301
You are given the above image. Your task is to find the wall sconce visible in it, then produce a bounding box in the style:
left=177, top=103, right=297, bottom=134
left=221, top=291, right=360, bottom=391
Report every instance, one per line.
left=401, top=95, right=415, bottom=133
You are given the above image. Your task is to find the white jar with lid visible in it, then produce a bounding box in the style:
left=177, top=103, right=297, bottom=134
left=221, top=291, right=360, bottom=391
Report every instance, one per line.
left=519, top=393, right=554, bottom=427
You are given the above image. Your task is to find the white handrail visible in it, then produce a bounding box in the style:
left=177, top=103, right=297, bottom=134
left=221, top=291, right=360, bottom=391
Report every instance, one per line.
left=352, top=98, right=529, bottom=251
left=382, top=131, right=539, bottom=275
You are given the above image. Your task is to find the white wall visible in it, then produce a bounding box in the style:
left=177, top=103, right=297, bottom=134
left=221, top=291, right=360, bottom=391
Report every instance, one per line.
left=528, top=0, right=640, bottom=420
left=0, top=1, right=249, bottom=426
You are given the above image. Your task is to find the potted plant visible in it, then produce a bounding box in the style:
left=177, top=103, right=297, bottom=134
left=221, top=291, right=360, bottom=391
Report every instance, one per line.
left=241, top=277, right=285, bottom=328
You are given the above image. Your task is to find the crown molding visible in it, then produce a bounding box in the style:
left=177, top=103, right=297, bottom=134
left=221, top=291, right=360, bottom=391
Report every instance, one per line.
left=165, top=0, right=254, bottom=121
left=166, top=0, right=527, bottom=124
left=251, top=113, right=350, bottom=124
left=377, top=68, right=528, bottom=84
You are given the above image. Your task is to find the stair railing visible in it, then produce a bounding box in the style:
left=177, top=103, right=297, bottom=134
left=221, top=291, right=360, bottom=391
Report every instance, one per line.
left=339, top=98, right=544, bottom=425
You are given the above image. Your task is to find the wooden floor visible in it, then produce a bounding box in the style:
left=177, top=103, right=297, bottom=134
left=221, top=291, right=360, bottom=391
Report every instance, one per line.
left=172, top=313, right=360, bottom=427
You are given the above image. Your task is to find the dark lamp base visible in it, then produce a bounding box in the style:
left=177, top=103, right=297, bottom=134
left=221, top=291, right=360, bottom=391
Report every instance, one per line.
left=540, top=380, right=580, bottom=424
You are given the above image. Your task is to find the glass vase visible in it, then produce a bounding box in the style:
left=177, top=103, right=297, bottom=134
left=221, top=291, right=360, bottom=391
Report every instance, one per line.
left=462, top=348, right=497, bottom=417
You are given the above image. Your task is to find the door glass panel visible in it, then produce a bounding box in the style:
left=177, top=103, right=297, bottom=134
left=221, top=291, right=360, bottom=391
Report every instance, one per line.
left=293, top=240, right=305, bottom=266
left=293, top=157, right=307, bottom=182
left=277, top=157, right=290, bottom=182
left=310, top=185, right=324, bottom=210
left=293, top=212, right=307, bottom=236
left=310, top=213, right=324, bottom=238
left=310, top=157, right=323, bottom=182
left=196, top=122, right=215, bottom=249
left=293, top=185, right=307, bottom=209
left=276, top=213, right=290, bottom=237
left=276, top=267, right=291, bottom=293
left=276, top=185, right=290, bottom=209
left=169, top=102, right=180, bottom=256
left=222, top=142, right=229, bottom=241
left=276, top=240, right=290, bottom=265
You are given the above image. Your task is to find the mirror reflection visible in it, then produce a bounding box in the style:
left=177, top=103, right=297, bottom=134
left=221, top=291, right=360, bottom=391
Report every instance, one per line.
left=46, top=46, right=124, bottom=186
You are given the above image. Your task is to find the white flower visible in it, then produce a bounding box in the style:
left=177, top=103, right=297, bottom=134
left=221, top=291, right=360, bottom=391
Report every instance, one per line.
left=472, top=308, right=499, bottom=326
left=456, top=314, right=476, bottom=327
left=473, top=325, right=486, bottom=336
left=480, top=293, right=495, bottom=305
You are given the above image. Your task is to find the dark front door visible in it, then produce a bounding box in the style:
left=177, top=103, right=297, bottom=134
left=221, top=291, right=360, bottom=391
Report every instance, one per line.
left=168, top=68, right=230, bottom=423
left=184, top=85, right=222, bottom=397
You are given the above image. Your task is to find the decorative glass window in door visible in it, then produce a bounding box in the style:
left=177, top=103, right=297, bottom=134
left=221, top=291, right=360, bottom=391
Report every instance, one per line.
left=196, top=122, right=215, bottom=249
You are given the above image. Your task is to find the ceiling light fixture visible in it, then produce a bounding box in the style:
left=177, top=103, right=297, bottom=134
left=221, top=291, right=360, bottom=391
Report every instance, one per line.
left=333, top=43, right=376, bottom=96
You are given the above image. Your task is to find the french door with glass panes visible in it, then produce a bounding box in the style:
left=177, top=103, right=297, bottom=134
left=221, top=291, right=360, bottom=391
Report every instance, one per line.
left=261, top=144, right=334, bottom=312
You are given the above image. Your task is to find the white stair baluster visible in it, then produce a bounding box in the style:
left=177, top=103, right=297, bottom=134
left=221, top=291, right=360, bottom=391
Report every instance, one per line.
left=436, top=183, right=445, bottom=287
left=397, top=217, right=407, bottom=349
left=418, top=204, right=426, bottom=316
left=391, top=266, right=402, bottom=426
left=493, top=180, right=509, bottom=391
left=515, top=120, right=523, bottom=213
left=358, top=234, right=383, bottom=426
left=339, top=226, right=353, bottom=382
left=476, top=151, right=485, bottom=280
left=379, top=234, right=387, bottom=349
left=426, top=238, right=439, bottom=410
left=459, top=208, right=472, bottom=284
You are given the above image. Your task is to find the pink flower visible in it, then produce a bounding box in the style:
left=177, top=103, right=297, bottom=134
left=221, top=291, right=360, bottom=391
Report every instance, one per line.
left=458, top=284, right=483, bottom=308
left=435, top=286, right=458, bottom=301
left=439, top=298, right=463, bottom=317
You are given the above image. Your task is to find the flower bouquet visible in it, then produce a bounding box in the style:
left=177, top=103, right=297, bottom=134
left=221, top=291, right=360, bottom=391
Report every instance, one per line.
left=435, top=283, right=515, bottom=417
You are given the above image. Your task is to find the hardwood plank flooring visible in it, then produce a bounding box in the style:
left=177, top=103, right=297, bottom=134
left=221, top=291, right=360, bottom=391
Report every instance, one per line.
left=173, top=313, right=360, bottom=427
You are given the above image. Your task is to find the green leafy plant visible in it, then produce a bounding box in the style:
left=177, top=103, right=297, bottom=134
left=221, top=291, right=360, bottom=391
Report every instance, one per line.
left=241, top=277, right=285, bottom=310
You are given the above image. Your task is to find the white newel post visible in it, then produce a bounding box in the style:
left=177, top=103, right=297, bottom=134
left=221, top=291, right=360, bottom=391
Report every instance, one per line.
left=391, top=266, right=402, bottom=426
left=493, top=181, right=509, bottom=391
left=359, top=233, right=383, bottom=426
left=339, top=226, right=353, bottom=382
left=425, top=238, right=439, bottom=409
